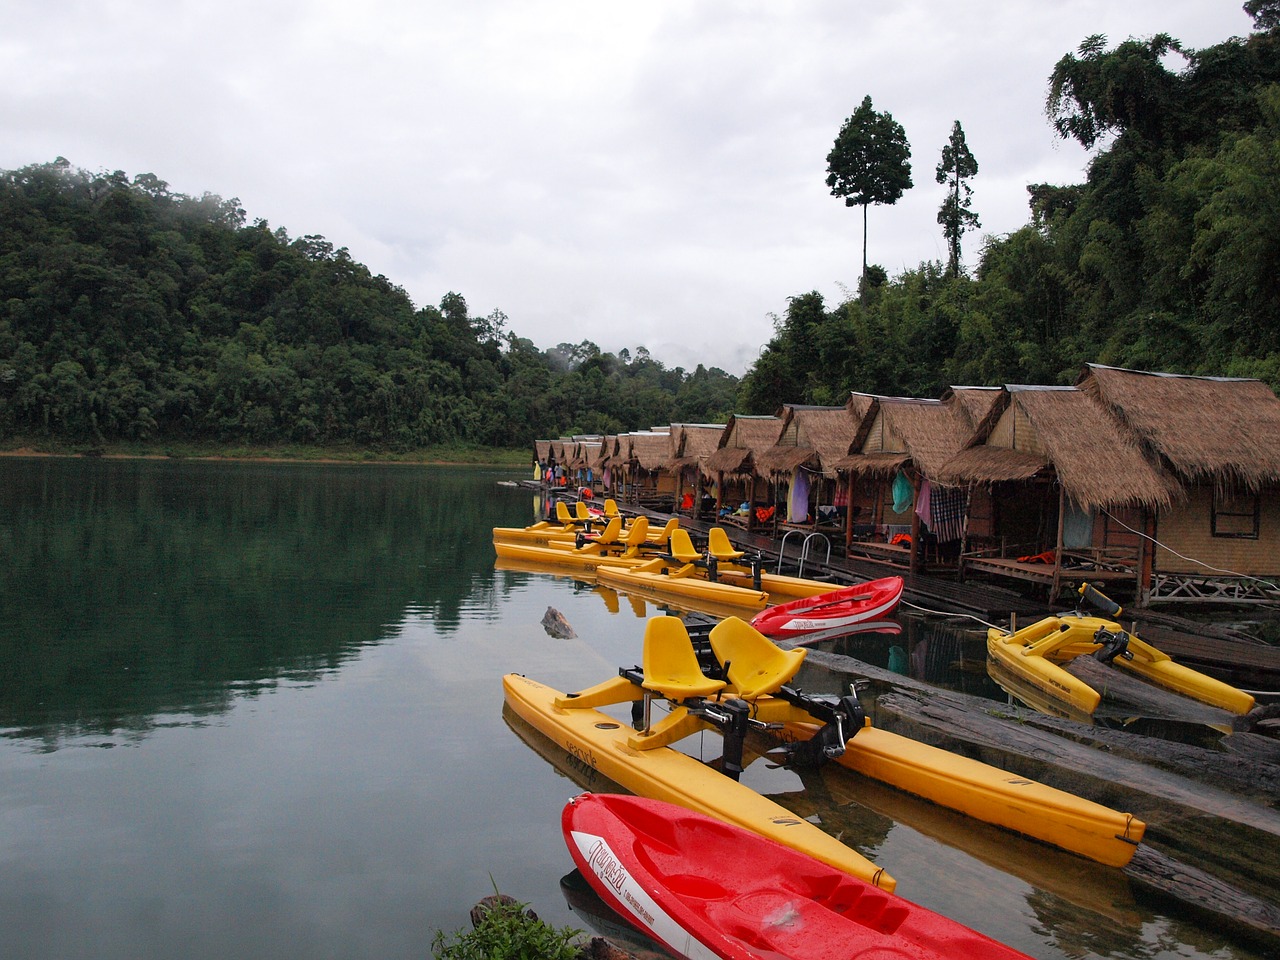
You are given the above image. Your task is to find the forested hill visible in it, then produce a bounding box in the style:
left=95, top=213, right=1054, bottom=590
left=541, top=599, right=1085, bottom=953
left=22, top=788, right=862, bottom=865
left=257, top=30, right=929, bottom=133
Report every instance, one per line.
left=738, top=16, right=1280, bottom=411
left=0, top=161, right=738, bottom=449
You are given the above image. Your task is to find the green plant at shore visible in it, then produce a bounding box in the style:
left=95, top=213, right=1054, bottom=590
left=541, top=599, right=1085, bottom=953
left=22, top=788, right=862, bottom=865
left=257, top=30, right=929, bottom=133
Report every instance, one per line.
left=432, top=896, right=584, bottom=960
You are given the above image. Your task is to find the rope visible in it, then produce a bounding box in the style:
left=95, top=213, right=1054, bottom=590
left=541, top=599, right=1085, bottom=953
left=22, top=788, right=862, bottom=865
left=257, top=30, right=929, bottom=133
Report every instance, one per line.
left=1100, top=509, right=1280, bottom=593
left=898, top=596, right=1005, bottom=632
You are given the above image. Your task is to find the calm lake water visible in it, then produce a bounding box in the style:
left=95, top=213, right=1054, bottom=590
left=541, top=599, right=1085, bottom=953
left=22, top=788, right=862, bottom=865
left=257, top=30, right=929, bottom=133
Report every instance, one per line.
left=0, top=458, right=1268, bottom=960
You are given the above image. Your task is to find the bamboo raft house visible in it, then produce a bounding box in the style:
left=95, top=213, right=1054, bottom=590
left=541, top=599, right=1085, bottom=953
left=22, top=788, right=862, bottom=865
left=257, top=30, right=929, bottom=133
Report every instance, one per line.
left=703, top=414, right=782, bottom=532
left=937, top=384, right=1179, bottom=600
left=754, top=404, right=861, bottom=543
left=1079, top=364, right=1280, bottom=603
left=667, top=423, right=725, bottom=520
left=621, top=429, right=673, bottom=509
left=834, top=393, right=981, bottom=575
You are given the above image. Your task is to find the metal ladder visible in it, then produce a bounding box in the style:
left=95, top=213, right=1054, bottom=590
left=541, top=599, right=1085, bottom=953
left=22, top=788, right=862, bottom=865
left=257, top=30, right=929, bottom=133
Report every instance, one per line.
left=778, top=530, right=831, bottom=578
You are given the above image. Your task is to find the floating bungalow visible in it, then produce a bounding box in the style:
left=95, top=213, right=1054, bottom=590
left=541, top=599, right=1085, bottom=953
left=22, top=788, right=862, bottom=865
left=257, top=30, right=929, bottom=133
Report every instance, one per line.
left=937, top=384, right=1179, bottom=599
left=622, top=430, right=674, bottom=508
left=703, top=414, right=783, bottom=531
left=755, top=404, right=861, bottom=544
left=1078, top=364, right=1280, bottom=603
left=667, top=424, right=725, bottom=520
left=835, top=393, right=981, bottom=574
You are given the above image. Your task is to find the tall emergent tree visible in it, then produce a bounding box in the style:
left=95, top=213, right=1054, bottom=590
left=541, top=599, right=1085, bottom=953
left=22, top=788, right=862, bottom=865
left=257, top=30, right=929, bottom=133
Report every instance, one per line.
left=935, top=120, right=980, bottom=276
left=825, top=95, right=913, bottom=289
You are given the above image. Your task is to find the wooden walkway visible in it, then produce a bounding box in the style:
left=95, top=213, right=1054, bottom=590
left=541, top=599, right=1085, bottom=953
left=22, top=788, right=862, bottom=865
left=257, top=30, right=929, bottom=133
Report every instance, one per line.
left=632, top=507, right=1280, bottom=681
left=635, top=508, right=1045, bottom=621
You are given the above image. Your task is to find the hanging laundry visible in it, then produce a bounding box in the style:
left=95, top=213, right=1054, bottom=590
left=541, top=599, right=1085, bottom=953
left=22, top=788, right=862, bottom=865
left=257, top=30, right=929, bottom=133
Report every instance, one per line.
left=788, top=468, right=810, bottom=524
left=915, top=479, right=933, bottom=528
left=892, top=471, right=913, bottom=514
left=929, top=486, right=969, bottom=544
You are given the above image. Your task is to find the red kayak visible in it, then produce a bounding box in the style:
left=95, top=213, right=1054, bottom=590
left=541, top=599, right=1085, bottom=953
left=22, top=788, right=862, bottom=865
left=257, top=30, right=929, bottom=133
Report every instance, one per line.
left=563, top=793, right=1033, bottom=960
left=750, top=577, right=903, bottom=639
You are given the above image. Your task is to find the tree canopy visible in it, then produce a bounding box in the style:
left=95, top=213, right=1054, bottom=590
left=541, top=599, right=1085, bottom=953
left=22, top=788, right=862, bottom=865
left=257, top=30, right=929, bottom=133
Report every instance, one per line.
left=0, top=160, right=737, bottom=449
left=825, top=96, right=913, bottom=286
left=936, top=120, right=980, bottom=277
left=740, top=17, right=1280, bottom=408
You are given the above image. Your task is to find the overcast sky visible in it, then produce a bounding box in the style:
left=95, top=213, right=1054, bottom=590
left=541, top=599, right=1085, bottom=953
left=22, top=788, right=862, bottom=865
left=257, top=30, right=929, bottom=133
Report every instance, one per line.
left=2, top=1, right=1256, bottom=375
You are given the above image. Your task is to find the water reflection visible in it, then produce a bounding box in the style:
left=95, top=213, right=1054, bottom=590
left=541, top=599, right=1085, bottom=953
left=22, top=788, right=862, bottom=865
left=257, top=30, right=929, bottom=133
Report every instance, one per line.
left=0, top=457, right=516, bottom=747
left=817, top=614, right=999, bottom=700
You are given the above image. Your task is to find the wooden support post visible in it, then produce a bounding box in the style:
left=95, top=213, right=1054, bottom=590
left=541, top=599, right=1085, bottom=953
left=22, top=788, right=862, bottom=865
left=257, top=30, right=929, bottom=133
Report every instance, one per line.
left=908, top=471, right=921, bottom=577
left=1051, top=483, right=1067, bottom=601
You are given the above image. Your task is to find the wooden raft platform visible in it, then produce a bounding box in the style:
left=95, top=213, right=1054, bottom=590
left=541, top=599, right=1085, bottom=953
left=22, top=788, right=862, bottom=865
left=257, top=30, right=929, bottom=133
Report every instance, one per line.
left=629, top=507, right=1280, bottom=679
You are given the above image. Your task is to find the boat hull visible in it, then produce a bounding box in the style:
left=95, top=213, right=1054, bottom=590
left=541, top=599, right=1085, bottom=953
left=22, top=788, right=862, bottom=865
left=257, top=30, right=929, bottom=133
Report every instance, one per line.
left=563, top=792, right=1034, bottom=960
left=502, top=673, right=893, bottom=890
left=750, top=578, right=903, bottom=639
left=492, top=540, right=649, bottom=574
left=776, top=720, right=1145, bottom=867
left=596, top=564, right=768, bottom=612
left=987, top=615, right=1256, bottom=717
left=490, top=523, right=579, bottom=547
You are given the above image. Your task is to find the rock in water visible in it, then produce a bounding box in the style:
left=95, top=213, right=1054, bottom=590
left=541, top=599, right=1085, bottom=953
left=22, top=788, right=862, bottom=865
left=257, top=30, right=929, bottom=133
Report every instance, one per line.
left=541, top=606, right=577, bottom=639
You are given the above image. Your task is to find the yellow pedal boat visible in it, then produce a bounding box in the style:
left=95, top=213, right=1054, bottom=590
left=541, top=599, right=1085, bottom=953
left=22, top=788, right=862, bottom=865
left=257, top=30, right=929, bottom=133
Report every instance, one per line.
left=507, top=614, right=1146, bottom=880
left=987, top=584, right=1256, bottom=717
left=493, top=515, right=668, bottom=574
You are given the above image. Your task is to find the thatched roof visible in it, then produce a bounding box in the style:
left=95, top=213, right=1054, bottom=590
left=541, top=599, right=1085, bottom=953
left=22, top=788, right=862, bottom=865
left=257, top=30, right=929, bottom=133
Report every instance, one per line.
left=627, top=432, right=672, bottom=472
left=704, top=415, right=781, bottom=476
left=936, top=445, right=1047, bottom=483
left=668, top=423, right=725, bottom=470
left=937, top=386, right=1179, bottom=510
left=947, top=386, right=1003, bottom=429
left=757, top=405, right=860, bottom=478
left=1079, top=363, right=1280, bottom=491
left=832, top=451, right=911, bottom=478
left=844, top=396, right=977, bottom=479
left=586, top=436, right=611, bottom=469
left=534, top=440, right=551, bottom=461
left=846, top=392, right=876, bottom=424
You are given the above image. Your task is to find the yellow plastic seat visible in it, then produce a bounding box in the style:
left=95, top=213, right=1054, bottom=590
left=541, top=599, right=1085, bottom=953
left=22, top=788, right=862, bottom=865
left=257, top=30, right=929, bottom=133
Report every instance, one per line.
left=585, top=515, right=623, bottom=547
left=621, top=515, right=650, bottom=550
left=708, top=527, right=745, bottom=561
left=575, top=502, right=593, bottom=521
left=667, top=528, right=703, bottom=564
left=709, top=617, right=807, bottom=699
left=641, top=617, right=726, bottom=700
left=603, top=498, right=619, bottom=517
left=555, top=501, right=576, bottom=524
left=647, top=517, right=679, bottom=548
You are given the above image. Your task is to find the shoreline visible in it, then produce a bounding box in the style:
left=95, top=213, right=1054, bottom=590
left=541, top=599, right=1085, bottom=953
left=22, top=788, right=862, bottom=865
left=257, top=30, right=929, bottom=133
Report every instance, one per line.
left=0, top=444, right=526, bottom=468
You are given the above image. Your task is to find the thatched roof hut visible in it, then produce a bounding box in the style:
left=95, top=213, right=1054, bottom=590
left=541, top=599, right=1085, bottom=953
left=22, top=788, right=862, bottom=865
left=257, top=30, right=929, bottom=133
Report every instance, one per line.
left=1078, top=364, right=1280, bottom=493
left=937, top=386, right=1178, bottom=511
left=534, top=439, right=552, bottom=463
left=836, top=394, right=977, bottom=481
left=668, top=423, right=725, bottom=471
left=756, top=405, right=860, bottom=478
left=704, top=415, right=782, bottom=477
left=626, top=431, right=672, bottom=473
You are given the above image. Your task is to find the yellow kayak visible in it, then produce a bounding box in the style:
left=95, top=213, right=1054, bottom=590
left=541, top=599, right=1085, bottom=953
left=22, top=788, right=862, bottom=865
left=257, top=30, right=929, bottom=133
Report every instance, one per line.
left=501, top=672, right=894, bottom=890
left=986, top=585, right=1255, bottom=717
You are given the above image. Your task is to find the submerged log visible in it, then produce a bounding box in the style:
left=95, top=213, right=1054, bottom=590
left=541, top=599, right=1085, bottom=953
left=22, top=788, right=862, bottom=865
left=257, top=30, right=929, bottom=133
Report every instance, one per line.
left=1126, top=845, right=1280, bottom=948
left=790, top=643, right=1280, bottom=938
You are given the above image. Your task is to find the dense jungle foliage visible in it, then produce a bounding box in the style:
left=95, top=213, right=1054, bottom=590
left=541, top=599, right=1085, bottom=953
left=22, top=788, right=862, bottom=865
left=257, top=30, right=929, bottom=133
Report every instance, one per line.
left=0, top=165, right=738, bottom=448
left=4, top=12, right=1280, bottom=448
left=739, top=12, right=1280, bottom=411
